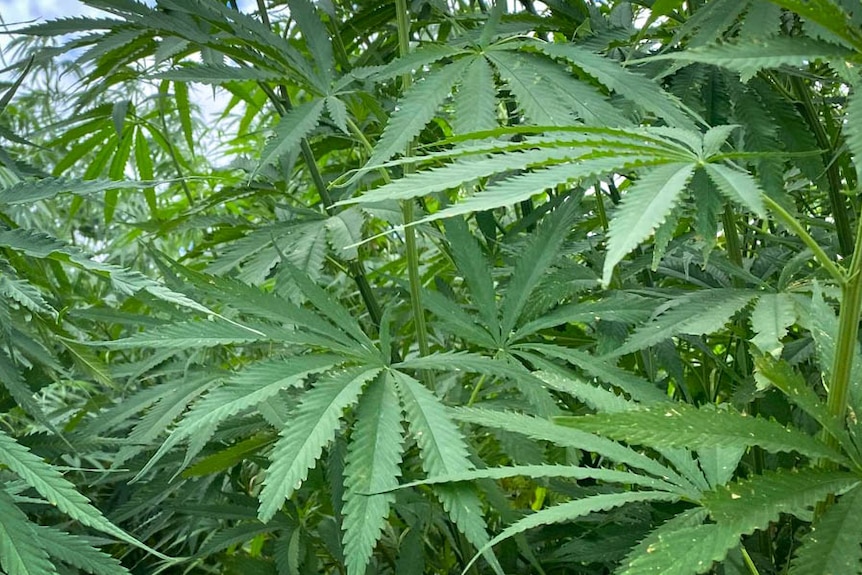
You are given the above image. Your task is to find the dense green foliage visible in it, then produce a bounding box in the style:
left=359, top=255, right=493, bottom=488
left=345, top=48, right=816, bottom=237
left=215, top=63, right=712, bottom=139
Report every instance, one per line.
left=2, top=0, right=862, bottom=573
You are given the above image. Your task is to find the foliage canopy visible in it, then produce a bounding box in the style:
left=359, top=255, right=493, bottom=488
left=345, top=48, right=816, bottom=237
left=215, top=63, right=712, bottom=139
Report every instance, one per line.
left=2, top=0, right=862, bottom=574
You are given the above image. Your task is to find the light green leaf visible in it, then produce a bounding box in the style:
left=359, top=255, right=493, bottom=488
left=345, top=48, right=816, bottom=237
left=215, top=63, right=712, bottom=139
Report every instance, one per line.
left=789, top=485, right=862, bottom=575
left=258, top=367, right=380, bottom=522
left=365, top=43, right=465, bottom=83
left=443, top=218, right=499, bottom=340
left=151, top=64, right=289, bottom=84
left=99, top=320, right=280, bottom=349
left=517, top=343, right=670, bottom=404
left=845, top=81, right=862, bottom=175
left=501, top=199, right=579, bottom=337
left=463, top=491, right=679, bottom=574
left=0, top=429, right=161, bottom=558
left=286, top=0, right=333, bottom=85
left=426, top=154, right=670, bottom=223
left=325, top=96, right=348, bottom=134
left=652, top=37, right=852, bottom=82
left=534, top=41, right=695, bottom=130
left=0, top=490, right=56, bottom=575
left=391, top=464, right=683, bottom=494
left=364, top=57, right=472, bottom=169
left=754, top=355, right=853, bottom=455
left=603, top=163, right=696, bottom=286
left=611, top=289, right=758, bottom=357
left=619, top=521, right=740, bottom=575
left=135, top=356, right=341, bottom=481
left=696, top=445, right=746, bottom=490
left=555, top=405, right=848, bottom=464
left=347, top=147, right=580, bottom=204
left=453, top=407, right=695, bottom=493
left=257, top=99, right=325, bottom=173
left=749, top=292, right=796, bottom=357
left=511, top=292, right=649, bottom=341
left=393, top=371, right=503, bottom=575
left=703, top=163, right=767, bottom=218
left=342, top=373, right=403, bottom=575
left=32, top=524, right=129, bottom=575
left=0, top=178, right=147, bottom=205
left=703, top=468, right=860, bottom=535
left=452, top=56, right=498, bottom=134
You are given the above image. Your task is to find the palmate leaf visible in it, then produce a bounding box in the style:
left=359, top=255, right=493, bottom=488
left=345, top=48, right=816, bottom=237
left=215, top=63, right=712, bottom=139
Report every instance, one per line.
left=749, top=292, right=797, bottom=357
left=258, top=367, right=381, bottom=522
left=424, top=154, right=672, bottom=223
left=754, top=355, right=854, bottom=455
left=98, top=320, right=279, bottom=349
left=391, top=464, right=684, bottom=494
left=422, top=288, right=499, bottom=348
left=452, top=56, right=498, bottom=134
left=619, top=521, right=741, bottom=575
left=500, top=199, right=579, bottom=337
left=603, top=162, right=696, bottom=285
left=342, top=373, right=403, bottom=575
left=133, top=356, right=341, bottom=480
left=392, top=371, right=503, bottom=575
left=702, top=162, right=767, bottom=217
left=0, top=228, right=230, bottom=321
left=0, top=178, right=148, bottom=205
left=0, top=429, right=161, bottom=558
left=151, top=64, right=289, bottom=84
left=347, top=147, right=581, bottom=204
left=453, top=407, right=697, bottom=494
left=0, top=490, right=56, bottom=575
left=537, top=369, right=634, bottom=414
left=443, top=218, right=499, bottom=339
left=257, top=99, right=325, bottom=173
left=363, top=57, right=473, bottom=170
left=532, top=41, right=696, bottom=131
left=280, top=263, right=377, bottom=354
left=511, top=292, right=653, bottom=341
left=285, top=0, right=334, bottom=85
left=485, top=51, right=574, bottom=126
left=609, top=289, right=759, bottom=357
left=765, top=0, right=862, bottom=51
left=32, top=524, right=129, bottom=575
left=653, top=37, right=853, bottom=82
left=845, top=81, right=862, bottom=175
left=397, top=351, right=559, bottom=416
left=789, top=485, right=862, bottom=575
left=516, top=343, right=670, bottom=404
left=463, top=491, right=680, bottom=574
left=555, top=404, right=848, bottom=464
left=497, top=51, right=630, bottom=126
left=703, top=468, right=860, bottom=535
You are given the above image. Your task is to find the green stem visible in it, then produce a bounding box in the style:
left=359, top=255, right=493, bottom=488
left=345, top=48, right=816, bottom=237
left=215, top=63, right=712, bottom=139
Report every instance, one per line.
left=254, top=2, right=382, bottom=329
left=789, top=76, right=854, bottom=256
left=395, top=0, right=430, bottom=358
left=827, top=211, right=862, bottom=429
left=762, top=195, right=845, bottom=284
left=740, top=546, right=761, bottom=575
left=722, top=204, right=744, bottom=272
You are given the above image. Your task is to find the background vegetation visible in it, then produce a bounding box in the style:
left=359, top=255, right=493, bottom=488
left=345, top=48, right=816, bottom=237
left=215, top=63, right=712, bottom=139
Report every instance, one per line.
left=1, top=0, right=862, bottom=573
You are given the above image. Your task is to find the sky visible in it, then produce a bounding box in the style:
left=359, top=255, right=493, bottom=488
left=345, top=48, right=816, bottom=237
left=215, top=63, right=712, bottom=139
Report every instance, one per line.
left=0, top=0, right=104, bottom=25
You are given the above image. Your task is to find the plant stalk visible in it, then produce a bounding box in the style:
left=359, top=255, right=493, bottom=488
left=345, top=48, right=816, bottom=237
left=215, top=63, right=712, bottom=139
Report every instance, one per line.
left=253, top=2, right=383, bottom=329
left=827, top=211, right=862, bottom=429
left=789, top=76, right=854, bottom=256
left=395, top=0, right=430, bottom=358
left=762, top=195, right=845, bottom=284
